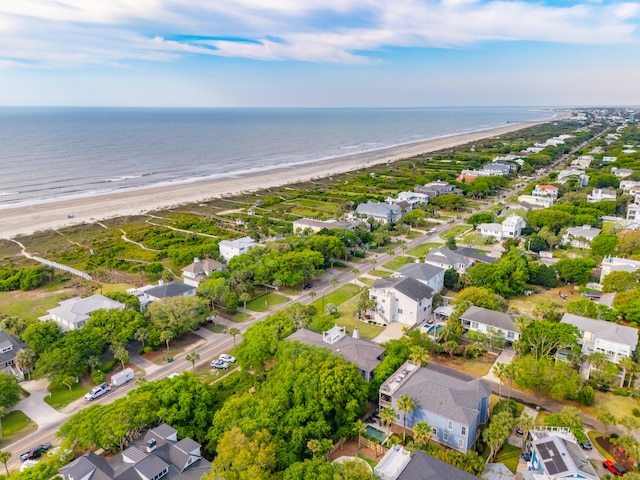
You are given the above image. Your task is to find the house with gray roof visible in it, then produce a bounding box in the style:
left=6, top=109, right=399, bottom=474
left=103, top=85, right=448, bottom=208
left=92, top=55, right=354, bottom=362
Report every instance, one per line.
left=181, top=257, right=226, bottom=287
left=375, top=445, right=478, bottom=480
left=218, top=236, right=264, bottom=262
left=41, top=294, right=125, bottom=331
left=59, top=424, right=210, bottom=480
left=370, top=277, right=434, bottom=326
left=424, top=248, right=474, bottom=273
left=600, top=256, right=640, bottom=283
left=460, top=306, right=520, bottom=344
left=286, top=326, right=385, bottom=381
left=561, top=313, right=638, bottom=364
left=415, top=181, right=463, bottom=199
left=0, top=331, right=28, bottom=381
left=355, top=202, right=402, bottom=223
left=455, top=247, right=496, bottom=264
left=561, top=225, right=601, bottom=249
left=142, top=281, right=196, bottom=306
left=395, top=262, right=444, bottom=293
left=379, top=362, right=491, bottom=453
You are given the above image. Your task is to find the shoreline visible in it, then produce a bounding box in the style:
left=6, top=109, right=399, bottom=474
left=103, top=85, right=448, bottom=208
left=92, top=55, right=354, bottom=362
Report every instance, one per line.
left=0, top=118, right=560, bottom=240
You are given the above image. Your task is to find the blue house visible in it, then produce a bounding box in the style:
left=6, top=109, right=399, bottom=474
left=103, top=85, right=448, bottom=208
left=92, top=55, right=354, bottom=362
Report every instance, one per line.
left=379, top=362, right=491, bottom=453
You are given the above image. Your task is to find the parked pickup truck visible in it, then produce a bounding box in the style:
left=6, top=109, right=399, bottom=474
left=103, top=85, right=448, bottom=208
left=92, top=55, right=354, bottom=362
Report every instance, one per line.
left=84, top=383, right=111, bottom=401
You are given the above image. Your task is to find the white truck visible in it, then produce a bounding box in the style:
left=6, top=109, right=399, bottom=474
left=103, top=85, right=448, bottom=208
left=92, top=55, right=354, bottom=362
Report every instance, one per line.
left=84, top=383, right=111, bottom=401
left=111, top=368, right=135, bottom=387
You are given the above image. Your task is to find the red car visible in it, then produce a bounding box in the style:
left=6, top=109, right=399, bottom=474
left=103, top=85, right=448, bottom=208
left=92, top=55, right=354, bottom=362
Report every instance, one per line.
left=603, top=460, right=627, bottom=476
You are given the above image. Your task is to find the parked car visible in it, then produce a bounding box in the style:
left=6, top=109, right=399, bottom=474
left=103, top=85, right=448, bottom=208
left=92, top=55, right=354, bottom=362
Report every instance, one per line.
left=603, top=460, right=627, bottom=476
left=580, top=439, right=593, bottom=450
left=211, top=360, right=229, bottom=370
left=219, top=354, right=237, bottom=363
left=303, top=283, right=313, bottom=290
left=84, top=383, right=111, bottom=401
left=20, top=443, right=52, bottom=461
left=515, top=426, right=524, bottom=435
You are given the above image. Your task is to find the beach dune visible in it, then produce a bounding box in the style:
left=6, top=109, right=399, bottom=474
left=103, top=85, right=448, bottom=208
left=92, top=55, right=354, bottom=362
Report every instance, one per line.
left=0, top=120, right=550, bottom=239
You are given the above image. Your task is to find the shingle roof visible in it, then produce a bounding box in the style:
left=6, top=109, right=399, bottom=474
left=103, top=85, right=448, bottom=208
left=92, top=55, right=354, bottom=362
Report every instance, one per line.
left=60, top=452, right=114, bottom=480
left=561, top=313, right=639, bottom=349
left=456, top=247, right=496, bottom=264
left=565, top=226, right=601, bottom=240
left=181, top=258, right=224, bottom=274
left=397, top=449, right=478, bottom=480
left=373, top=276, right=434, bottom=301
left=460, top=305, right=517, bottom=332
left=395, top=363, right=491, bottom=425
left=396, top=263, right=444, bottom=282
left=47, top=295, right=125, bottom=327
left=0, top=331, right=26, bottom=365
left=356, top=202, right=401, bottom=217
left=149, top=424, right=178, bottom=440
left=144, top=282, right=195, bottom=299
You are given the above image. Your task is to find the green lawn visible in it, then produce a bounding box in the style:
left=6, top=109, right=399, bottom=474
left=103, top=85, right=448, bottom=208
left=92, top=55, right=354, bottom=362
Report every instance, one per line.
left=227, top=311, right=253, bottom=323
left=367, top=269, right=392, bottom=278
left=358, top=277, right=375, bottom=286
left=440, top=225, right=472, bottom=240
left=328, top=294, right=385, bottom=340
left=357, top=454, right=378, bottom=469
left=45, top=382, right=92, bottom=410
left=587, top=430, right=613, bottom=461
left=405, top=242, right=444, bottom=257
left=294, top=199, right=342, bottom=212
left=590, top=391, right=638, bottom=419
left=0, top=410, right=36, bottom=442
left=310, top=284, right=362, bottom=313
left=0, top=289, right=72, bottom=321
left=246, top=292, right=288, bottom=312
left=382, top=256, right=415, bottom=271
left=495, top=444, right=521, bottom=473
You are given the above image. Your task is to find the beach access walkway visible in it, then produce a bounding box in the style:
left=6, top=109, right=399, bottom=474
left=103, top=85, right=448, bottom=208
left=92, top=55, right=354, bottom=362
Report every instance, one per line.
left=9, top=239, right=92, bottom=280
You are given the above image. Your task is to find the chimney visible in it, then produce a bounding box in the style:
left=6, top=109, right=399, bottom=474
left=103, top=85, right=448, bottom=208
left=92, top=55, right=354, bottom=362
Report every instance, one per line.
left=146, top=438, right=157, bottom=453
left=194, top=257, right=200, bottom=264
left=353, top=328, right=360, bottom=340
left=158, top=280, right=164, bottom=286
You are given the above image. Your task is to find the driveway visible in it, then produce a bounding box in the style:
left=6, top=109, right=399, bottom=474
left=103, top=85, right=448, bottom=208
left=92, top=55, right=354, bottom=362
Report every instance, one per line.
left=371, top=322, right=406, bottom=344
left=11, top=378, right=69, bottom=429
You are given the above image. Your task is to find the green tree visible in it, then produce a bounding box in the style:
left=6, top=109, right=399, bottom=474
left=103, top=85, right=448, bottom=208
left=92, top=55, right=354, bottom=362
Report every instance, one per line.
left=208, top=427, right=277, bottom=480
left=351, top=267, right=359, bottom=284
left=412, top=421, right=432, bottom=446
left=381, top=407, right=396, bottom=439
left=603, top=271, right=640, bottom=293
left=0, top=373, right=21, bottom=409
left=468, top=212, right=494, bottom=227
left=566, top=299, right=598, bottom=318
left=493, top=362, right=507, bottom=398
left=409, top=346, right=430, bottom=366
left=15, top=348, right=36, bottom=380
left=620, top=356, right=637, bottom=388
left=229, top=327, right=241, bottom=347
left=186, top=350, right=200, bottom=372
left=134, top=327, right=150, bottom=349
left=396, top=394, right=415, bottom=443
left=329, top=277, right=339, bottom=291
left=554, top=258, right=597, bottom=285
left=353, top=420, right=367, bottom=449
left=595, top=407, right=617, bottom=435
left=160, top=330, right=174, bottom=352
left=0, top=450, right=11, bottom=476
left=590, top=233, right=618, bottom=258
left=445, top=236, right=458, bottom=250
left=516, top=414, right=535, bottom=452
left=307, top=438, right=333, bottom=459
left=453, top=286, right=506, bottom=311
left=482, top=410, right=515, bottom=462
left=515, top=321, right=579, bottom=359
left=239, top=292, right=251, bottom=309
left=111, top=344, right=129, bottom=370
left=443, top=268, right=459, bottom=290
left=21, top=321, right=62, bottom=355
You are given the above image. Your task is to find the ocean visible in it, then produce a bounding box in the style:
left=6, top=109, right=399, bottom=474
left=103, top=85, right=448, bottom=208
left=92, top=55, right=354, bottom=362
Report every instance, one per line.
left=0, top=107, right=557, bottom=208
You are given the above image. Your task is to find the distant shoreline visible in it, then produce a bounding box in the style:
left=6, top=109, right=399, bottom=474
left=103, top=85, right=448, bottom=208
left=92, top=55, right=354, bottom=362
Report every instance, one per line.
left=0, top=116, right=565, bottom=240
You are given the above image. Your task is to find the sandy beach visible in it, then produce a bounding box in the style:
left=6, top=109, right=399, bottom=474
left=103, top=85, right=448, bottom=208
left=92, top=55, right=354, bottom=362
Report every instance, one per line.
left=0, top=119, right=554, bottom=239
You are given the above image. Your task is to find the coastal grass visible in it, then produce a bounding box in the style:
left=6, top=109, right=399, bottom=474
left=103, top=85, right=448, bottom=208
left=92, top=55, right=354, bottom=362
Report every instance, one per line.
left=0, top=411, right=36, bottom=441
left=45, top=382, right=92, bottom=410
left=405, top=242, right=443, bottom=257
left=293, top=199, right=342, bottom=212
left=329, top=294, right=384, bottom=340
left=0, top=288, right=73, bottom=322
left=495, top=444, right=520, bottom=473
left=246, top=292, right=288, bottom=312
left=382, top=256, right=414, bottom=271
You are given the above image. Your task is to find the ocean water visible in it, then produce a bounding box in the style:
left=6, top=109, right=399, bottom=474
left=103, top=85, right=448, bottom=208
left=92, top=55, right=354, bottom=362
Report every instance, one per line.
left=0, top=107, right=557, bottom=208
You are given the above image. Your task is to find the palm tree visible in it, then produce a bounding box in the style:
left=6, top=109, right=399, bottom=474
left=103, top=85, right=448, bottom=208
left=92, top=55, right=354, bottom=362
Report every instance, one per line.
left=380, top=407, right=396, bottom=440
left=353, top=420, right=367, bottom=449
left=239, top=292, right=251, bottom=309
left=516, top=413, right=535, bottom=452
left=596, top=407, right=617, bottom=435
left=412, top=421, right=432, bottom=447
left=228, top=327, right=241, bottom=347
left=15, top=348, right=36, bottom=380
left=493, top=362, right=507, bottom=398
left=111, top=344, right=129, bottom=370
left=619, top=356, right=636, bottom=388
left=185, top=350, right=200, bottom=372
left=160, top=329, right=174, bottom=352
left=396, top=394, right=415, bottom=443
left=135, top=327, right=150, bottom=349
left=0, top=451, right=11, bottom=476
left=504, top=363, right=516, bottom=399
left=620, top=415, right=640, bottom=434
left=588, top=352, right=609, bottom=383
left=330, top=277, right=339, bottom=291
left=409, top=346, right=430, bottom=367
left=308, top=291, right=317, bottom=301
left=351, top=267, right=359, bottom=284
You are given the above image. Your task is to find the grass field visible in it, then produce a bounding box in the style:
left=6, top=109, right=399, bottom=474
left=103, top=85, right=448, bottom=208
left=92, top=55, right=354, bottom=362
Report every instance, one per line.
left=495, top=444, right=521, bottom=473
left=294, top=199, right=342, bottom=212
left=227, top=311, right=253, bottom=322
left=0, top=288, right=73, bottom=321
left=45, top=382, right=92, bottom=410
left=0, top=410, right=36, bottom=443
left=440, top=225, right=472, bottom=240
left=508, top=289, right=566, bottom=317
left=328, top=294, right=385, bottom=340
left=405, top=242, right=444, bottom=257
left=382, top=256, right=415, bottom=271
left=246, top=292, right=288, bottom=312
left=367, top=269, right=393, bottom=278
left=310, top=284, right=362, bottom=314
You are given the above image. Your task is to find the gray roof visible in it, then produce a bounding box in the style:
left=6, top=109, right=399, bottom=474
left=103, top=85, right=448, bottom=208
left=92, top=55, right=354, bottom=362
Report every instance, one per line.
left=181, top=258, right=224, bottom=274
left=425, top=248, right=470, bottom=268
left=532, top=436, right=598, bottom=480
left=149, top=424, right=178, bottom=440
left=356, top=202, right=401, bottom=217
left=60, top=453, right=114, bottom=480
left=482, top=463, right=516, bottom=480
left=395, top=363, right=491, bottom=425
left=373, top=276, right=434, bottom=301
left=47, top=295, right=125, bottom=327
left=144, top=282, right=195, bottom=299
left=396, top=263, right=444, bottom=282
left=561, top=313, right=639, bottom=349
left=0, top=331, right=27, bottom=365
left=456, top=247, right=496, bottom=264
left=397, top=450, right=478, bottom=480
left=286, top=328, right=385, bottom=375
left=565, top=226, right=601, bottom=240
left=460, top=305, right=517, bottom=332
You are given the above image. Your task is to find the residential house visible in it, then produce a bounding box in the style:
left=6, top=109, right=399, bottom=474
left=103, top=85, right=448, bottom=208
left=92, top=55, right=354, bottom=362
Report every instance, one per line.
left=0, top=331, right=29, bottom=381
left=561, top=313, right=638, bottom=364
left=370, top=277, right=434, bottom=325
left=286, top=326, right=385, bottom=381
left=181, top=257, right=226, bottom=287
left=459, top=305, right=520, bottom=344
left=59, top=424, right=211, bottom=480
left=517, top=194, right=555, bottom=209
left=41, top=294, right=125, bottom=331
left=482, top=163, right=512, bottom=176
left=532, top=185, right=559, bottom=201
left=355, top=202, right=403, bottom=223
left=375, top=445, right=478, bottom=480
left=627, top=203, right=640, bottom=222
left=587, top=188, right=617, bottom=203
left=602, top=156, right=617, bottom=163
left=600, top=256, right=640, bottom=283
left=414, top=181, right=463, bottom=199
left=612, top=167, right=634, bottom=178
left=620, top=180, right=640, bottom=195
left=395, top=262, right=445, bottom=294
left=455, top=247, right=496, bottom=265
left=476, top=223, right=504, bottom=240
left=142, top=281, right=196, bottom=305
left=561, top=225, right=601, bottom=249
left=424, top=248, right=474, bottom=274
left=557, top=169, right=590, bottom=186
left=523, top=428, right=598, bottom=480
left=292, top=218, right=353, bottom=234
left=386, top=192, right=429, bottom=210
left=218, top=236, right=263, bottom=262
left=379, top=362, right=491, bottom=453
left=459, top=168, right=505, bottom=178
left=501, top=215, right=525, bottom=238
left=571, top=155, right=594, bottom=168
left=482, top=464, right=516, bottom=480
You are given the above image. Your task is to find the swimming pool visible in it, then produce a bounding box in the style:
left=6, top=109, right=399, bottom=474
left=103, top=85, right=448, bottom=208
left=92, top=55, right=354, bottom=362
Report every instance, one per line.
left=424, top=323, right=443, bottom=339
left=365, top=425, right=387, bottom=443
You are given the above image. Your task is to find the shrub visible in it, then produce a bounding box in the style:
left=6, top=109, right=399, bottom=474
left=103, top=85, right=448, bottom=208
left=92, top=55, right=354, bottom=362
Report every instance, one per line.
left=632, top=408, right=640, bottom=418
left=577, top=386, right=595, bottom=406
left=465, top=346, right=484, bottom=359
left=100, top=359, right=116, bottom=373
left=91, top=370, right=106, bottom=385
left=611, top=388, right=631, bottom=397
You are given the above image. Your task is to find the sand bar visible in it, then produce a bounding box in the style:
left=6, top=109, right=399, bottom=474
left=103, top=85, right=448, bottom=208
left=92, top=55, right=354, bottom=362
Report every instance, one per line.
left=0, top=119, right=555, bottom=239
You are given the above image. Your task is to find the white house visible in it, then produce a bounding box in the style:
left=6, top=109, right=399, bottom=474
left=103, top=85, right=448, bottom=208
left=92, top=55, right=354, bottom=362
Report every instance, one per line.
left=218, top=236, right=263, bottom=262
left=292, top=218, right=353, bottom=234
left=561, top=225, right=601, bottom=249
left=612, top=167, right=634, bottom=178
left=571, top=155, right=594, bottom=168
left=561, top=313, right=638, bottom=364
left=355, top=202, right=403, bottom=223
left=502, top=215, right=526, bottom=238
left=370, top=277, right=434, bottom=326
left=40, top=294, right=125, bottom=331
left=181, top=257, right=226, bottom=287
left=425, top=248, right=474, bottom=274
left=627, top=203, right=640, bottom=222
left=395, top=262, right=445, bottom=294
left=602, top=156, right=617, bottom=163
left=476, top=223, right=503, bottom=240
left=532, top=184, right=559, bottom=201
left=620, top=180, right=640, bottom=195
left=587, top=188, right=617, bottom=203
left=142, top=281, right=197, bottom=305
left=557, top=169, right=590, bottom=186
left=414, top=181, right=463, bottom=199
left=600, top=257, right=640, bottom=283
left=386, top=192, right=429, bottom=210
left=517, top=194, right=555, bottom=208
left=459, top=305, right=520, bottom=344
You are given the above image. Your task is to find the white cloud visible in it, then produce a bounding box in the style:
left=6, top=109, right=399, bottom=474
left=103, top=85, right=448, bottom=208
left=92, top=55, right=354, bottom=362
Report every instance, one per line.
left=0, top=0, right=638, bottom=67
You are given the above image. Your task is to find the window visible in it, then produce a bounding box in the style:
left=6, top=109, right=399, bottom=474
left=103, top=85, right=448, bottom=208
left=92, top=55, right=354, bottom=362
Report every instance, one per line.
left=397, top=308, right=403, bottom=314
left=461, top=426, right=466, bottom=436
left=381, top=299, right=385, bottom=303
left=432, top=428, right=437, bottom=436
left=447, top=420, right=453, bottom=430
left=443, top=432, right=449, bottom=442
left=458, top=438, right=465, bottom=449
left=507, top=331, right=515, bottom=339
left=471, top=322, right=478, bottom=329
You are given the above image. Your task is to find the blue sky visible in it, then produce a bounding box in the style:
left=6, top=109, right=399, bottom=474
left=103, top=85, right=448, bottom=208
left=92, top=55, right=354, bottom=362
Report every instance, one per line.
left=0, top=0, right=638, bottom=107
